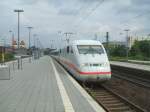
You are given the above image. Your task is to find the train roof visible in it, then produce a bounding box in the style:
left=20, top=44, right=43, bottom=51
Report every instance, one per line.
left=71, top=40, right=102, bottom=46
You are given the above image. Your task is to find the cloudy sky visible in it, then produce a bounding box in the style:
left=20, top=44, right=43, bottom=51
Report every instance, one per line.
left=0, top=0, right=150, bottom=48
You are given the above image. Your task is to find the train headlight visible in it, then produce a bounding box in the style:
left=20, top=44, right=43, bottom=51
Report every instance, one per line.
left=102, top=63, right=109, bottom=67
left=80, top=63, right=89, bottom=67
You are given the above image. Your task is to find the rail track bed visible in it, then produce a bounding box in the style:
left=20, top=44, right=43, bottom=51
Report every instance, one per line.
left=107, top=64, right=150, bottom=112
left=112, top=71, right=150, bottom=88
left=84, top=84, right=145, bottom=112
left=104, top=75, right=150, bottom=112
left=111, top=65, right=150, bottom=82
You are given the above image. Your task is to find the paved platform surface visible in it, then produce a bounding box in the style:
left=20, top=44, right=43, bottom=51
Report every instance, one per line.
left=128, top=60, right=150, bottom=64
left=0, top=56, right=105, bottom=112
left=110, top=61, right=150, bottom=71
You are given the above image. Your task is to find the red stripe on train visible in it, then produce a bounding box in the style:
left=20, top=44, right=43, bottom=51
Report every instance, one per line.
left=78, top=71, right=111, bottom=75
left=61, top=59, right=111, bottom=75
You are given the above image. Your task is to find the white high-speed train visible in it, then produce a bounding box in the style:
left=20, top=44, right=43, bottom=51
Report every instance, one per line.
left=56, top=40, right=111, bottom=82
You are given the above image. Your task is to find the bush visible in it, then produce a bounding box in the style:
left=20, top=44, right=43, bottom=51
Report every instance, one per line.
left=0, top=53, right=14, bottom=63
left=110, top=45, right=126, bottom=57
left=130, top=40, right=150, bottom=60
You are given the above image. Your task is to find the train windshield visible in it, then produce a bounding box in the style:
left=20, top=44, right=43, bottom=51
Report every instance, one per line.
left=77, top=45, right=104, bottom=54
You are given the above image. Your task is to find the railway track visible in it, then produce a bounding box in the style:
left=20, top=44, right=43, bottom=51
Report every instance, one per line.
left=112, top=70, right=150, bottom=88
left=111, top=65, right=150, bottom=82
left=84, top=84, right=146, bottom=112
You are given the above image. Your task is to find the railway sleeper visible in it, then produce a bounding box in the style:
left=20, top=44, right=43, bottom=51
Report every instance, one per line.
left=102, top=100, right=123, bottom=104
left=101, top=101, right=125, bottom=106
left=95, top=94, right=115, bottom=98
left=97, top=97, right=118, bottom=101
left=92, top=92, right=112, bottom=95
left=97, top=91, right=111, bottom=93
left=105, top=102, right=127, bottom=107
left=91, top=89, right=108, bottom=92
left=108, top=106, right=132, bottom=112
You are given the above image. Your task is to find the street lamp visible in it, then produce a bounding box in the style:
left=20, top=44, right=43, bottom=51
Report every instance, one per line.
left=33, top=34, right=37, bottom=48
left=58, top=31, right=62, bottom=49
left=9, top=30, right=15, bottom=53
left=26, top=26, right=33, bottom=49
left=106, top=32, right=109, bottom=57
left=14, top=9, right=24, bottom=49
left=124, top=29, right=130, bottom=61
left=26, top=26, right=33, bottom=63
left=14, top=9, right=24, bottom=69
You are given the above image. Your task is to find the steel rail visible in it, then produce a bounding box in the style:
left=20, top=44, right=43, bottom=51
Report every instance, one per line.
left=112, top=71, right=150, bottom=89
left=84, top=84, right=146, bottom=112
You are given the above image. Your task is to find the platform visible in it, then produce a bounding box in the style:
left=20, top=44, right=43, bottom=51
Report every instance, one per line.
left=0, top=56, right=105, bottom=112
left=128, top=60, right=150, bottom=64
left=110, top=61, right=150, bottom=72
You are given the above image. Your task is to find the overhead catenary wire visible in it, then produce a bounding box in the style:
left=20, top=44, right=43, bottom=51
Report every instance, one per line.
left=120, top=10, right=150, bottom=26
left=80, top=0, right=105, bottom=21
left=73, top=0, right=105, bottom=28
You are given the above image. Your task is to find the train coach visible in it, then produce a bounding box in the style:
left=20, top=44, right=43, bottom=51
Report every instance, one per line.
left=56, top=40, right=111, bottom=82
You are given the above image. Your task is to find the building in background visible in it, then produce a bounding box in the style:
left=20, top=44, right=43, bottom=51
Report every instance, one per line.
left=20, top=40, right=26, bottom=48
left=12, top=39, right=26, bottom=49
left=12, top=40, right=17, bottom=49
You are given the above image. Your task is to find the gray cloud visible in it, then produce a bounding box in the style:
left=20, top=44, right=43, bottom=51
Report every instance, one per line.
left=19, top=0, right=40, bottom=5
left=0, top=0, right=150, bottom=47
left=58, top=9, right=79, bottom=15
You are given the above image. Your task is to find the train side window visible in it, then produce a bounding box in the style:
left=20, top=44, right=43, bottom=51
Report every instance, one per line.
left=67, top=46, right=69, bottom=53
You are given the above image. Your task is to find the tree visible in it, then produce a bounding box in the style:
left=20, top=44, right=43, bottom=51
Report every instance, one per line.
left=110, top=45, right=126, bottom=57
left=130, top=40, right=150, bottom=60
left=129, top=40, right=141, bottom=56
left=139, top=40, right=150, bottom=57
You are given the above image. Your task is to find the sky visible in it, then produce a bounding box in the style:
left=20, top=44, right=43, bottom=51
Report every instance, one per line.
left=0, top=0, right=150, bottom=48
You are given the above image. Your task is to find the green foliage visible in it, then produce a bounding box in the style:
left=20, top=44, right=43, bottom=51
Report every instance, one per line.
left=0, top=53, right=14, bottom=63
left=129, top=41, right=140, bottom=56
left=129, top=40, right=150, bottom=60
left=110, top=45, right=126, bottom=57
left=139, top=40, right=150, bottom=57
left=109, top=40, right=150, bottom=61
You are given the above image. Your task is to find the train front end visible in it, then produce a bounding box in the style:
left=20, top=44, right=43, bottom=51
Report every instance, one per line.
left=74, top=41, right=111, bottom=82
